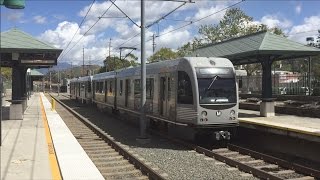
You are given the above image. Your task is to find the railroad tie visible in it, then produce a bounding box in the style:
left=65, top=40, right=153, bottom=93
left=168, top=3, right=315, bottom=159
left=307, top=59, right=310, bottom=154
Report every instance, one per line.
left=255, top=164, right=279, bottom=169
left=218, top=152, right=239, bottom=156
left=269, top=170, right=295, bottom=175
left=212, top=148, right=229, bottom=153
left=241, top=159, right=264, bottom=164
left=287, top=176, right=315, bottom=180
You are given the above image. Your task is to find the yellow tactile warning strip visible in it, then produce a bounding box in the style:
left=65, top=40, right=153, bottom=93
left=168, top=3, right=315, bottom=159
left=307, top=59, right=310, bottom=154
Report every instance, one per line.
left=40, top=96, right=62, bottom=180
left=239, top=118, right=320, bottom=137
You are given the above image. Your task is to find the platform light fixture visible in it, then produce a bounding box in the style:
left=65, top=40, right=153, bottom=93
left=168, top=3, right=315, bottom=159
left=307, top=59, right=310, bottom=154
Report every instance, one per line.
left=0, top=0, right=25, bottom=9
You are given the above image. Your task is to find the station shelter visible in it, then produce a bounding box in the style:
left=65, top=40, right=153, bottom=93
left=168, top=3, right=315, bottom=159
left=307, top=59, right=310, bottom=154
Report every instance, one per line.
left=0, top=28, right=62, bottom=119
left=189, top=31, right=320, bottom=117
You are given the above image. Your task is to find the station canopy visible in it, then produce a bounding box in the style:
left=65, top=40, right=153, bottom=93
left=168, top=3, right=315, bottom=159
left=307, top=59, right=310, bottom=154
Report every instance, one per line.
left=0, top=28, right=62, bottom=68
left=189, top=31, right=320, bottom=65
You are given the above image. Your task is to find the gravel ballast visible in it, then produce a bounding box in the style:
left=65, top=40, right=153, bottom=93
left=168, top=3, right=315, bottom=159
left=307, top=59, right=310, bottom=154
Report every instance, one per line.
left=54, top=95, right=258, bottom=180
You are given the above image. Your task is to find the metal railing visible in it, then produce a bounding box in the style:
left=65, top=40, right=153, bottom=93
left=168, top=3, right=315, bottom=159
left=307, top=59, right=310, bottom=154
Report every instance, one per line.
left=237, top=74, right=320, bottom=96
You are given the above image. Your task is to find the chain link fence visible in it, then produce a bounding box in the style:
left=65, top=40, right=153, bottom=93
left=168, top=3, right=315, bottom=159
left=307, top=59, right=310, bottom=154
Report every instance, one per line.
left=237, top=74, right=320, bottom=96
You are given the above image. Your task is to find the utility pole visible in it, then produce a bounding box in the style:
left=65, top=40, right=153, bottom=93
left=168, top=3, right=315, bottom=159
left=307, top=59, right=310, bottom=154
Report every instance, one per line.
left=88, top=55, right=91, bottom=76
left=152, top=34, right=156, bottom=54
left=106, top=38, right=112, bottom=72
left=138, top=0, right=147, bottom=140
left=70, top=62, right=73, bottom=78
left=109, top=38, right=112, bottom=58
left=82, top=47, right=85, bottom=76
left=49, top=71, right=52, bottom=93
left=58, top=70, right=60, bottom=96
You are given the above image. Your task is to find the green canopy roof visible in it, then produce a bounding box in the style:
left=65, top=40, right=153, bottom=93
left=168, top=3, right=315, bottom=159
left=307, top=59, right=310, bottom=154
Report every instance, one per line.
left=189, top=31, right=320, bottom=65
left=0, top=28, right=62, bottom=67
left=1, top=28, right=60, bottom=52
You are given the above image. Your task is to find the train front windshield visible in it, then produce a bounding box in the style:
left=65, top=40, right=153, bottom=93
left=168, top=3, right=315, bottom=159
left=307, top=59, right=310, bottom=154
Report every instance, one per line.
left=197, top=68, right=236, bottom=104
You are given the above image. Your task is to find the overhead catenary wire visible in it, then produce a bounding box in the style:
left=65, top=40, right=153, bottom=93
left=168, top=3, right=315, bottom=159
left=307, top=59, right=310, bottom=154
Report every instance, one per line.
left=113, top=1, right=189, bottom=50
left=67, top=0, right=245, bottom=66
left=109, top=0, right=140, bottom=28
left=130, top=0, right=245, bottom=49
left=59, top=0, right=115, bottom=61
left=146, top=1, right=187, bottom=28
left=59, top=0, right=96, bottom=61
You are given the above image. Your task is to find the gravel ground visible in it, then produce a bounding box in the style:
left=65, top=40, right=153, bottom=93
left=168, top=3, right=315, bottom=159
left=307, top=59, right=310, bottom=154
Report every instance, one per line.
left=54, top=95, right=258, bottom=180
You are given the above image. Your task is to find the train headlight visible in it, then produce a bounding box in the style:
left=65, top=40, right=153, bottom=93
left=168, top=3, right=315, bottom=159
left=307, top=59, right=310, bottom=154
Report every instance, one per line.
left=201, top=111, right=207, bottom=117
left=230, top=110, right=235, bottom=116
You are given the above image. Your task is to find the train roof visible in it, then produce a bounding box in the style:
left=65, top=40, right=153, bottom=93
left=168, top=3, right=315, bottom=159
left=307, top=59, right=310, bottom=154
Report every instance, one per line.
left=92, top=71, right=116, bottom=81
left=84, top=57, right=234, bottom=80
left=69, top=77, right=78, bottom=83
left=77, top=76, right=92, bottom=82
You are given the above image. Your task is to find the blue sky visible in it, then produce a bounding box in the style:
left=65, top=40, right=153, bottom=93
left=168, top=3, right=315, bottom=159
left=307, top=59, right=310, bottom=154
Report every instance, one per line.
left=1, top=0, right=320, bottom=65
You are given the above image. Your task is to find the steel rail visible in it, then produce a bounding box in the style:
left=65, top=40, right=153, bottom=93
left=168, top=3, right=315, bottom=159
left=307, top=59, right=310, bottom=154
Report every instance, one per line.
left=228, top=143, right=320, bottom=178
left=50, top=94, right=165, bottom=180
left=149, top=130, right=308, bottom=180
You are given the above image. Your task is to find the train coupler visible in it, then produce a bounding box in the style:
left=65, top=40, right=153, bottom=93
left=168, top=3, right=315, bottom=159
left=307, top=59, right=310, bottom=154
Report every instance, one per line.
left=214, top=131, right=231, bottom=140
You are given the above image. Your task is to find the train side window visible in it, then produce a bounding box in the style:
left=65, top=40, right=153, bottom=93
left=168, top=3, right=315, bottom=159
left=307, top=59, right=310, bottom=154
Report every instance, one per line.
left=168, top=77, right=171, bottom=100
left=99, top=82, right=103, bottom=93
left=146, top=78, right=154, bottom=99
left=105, top=80, right=108, bottom=94
left=95, top=82, right=99, bottom=93
left=177, top=71, right=193, bottom=104
left=87, top=81, right=91, bottom=92
left=120, top=80, right=123, bottom=96
left=109, top=81, right=113, bottom=93
left=134, top=79, right=141, bottom=98
left=127, top=79, right=131, bottom=96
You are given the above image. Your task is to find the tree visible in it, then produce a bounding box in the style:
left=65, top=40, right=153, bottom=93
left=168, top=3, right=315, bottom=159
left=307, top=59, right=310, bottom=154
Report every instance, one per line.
left=148, top=48, right=178, bottom=63
left=124, top=53, right=140, bottom=67
left=188, top=8, right=285, bottom=75
left=195, top=8, right=285, bottom=46
left=177, top=42, right=194, bottom=58
left=1, top=67, right=12, bottom=81
left=104, top=55, right=136, bottom=72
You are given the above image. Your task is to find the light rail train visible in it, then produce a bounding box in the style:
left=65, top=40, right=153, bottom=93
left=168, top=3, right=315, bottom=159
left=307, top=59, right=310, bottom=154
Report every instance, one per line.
left=70, top=57, right=239, bottom=140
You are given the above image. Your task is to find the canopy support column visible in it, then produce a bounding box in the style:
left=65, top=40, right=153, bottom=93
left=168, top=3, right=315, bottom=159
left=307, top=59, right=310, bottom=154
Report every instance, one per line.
left=260, top=56, right=275, bottom=117
left=10, top=66, right=27, bottom=119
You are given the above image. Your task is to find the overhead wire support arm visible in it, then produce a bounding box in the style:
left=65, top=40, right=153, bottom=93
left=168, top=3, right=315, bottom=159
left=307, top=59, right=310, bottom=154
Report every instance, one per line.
left=60, top=0, right=115, bottom=60
left=58, top=0, right=96, bottom=61
left=109, top=0, right=140, bottom=28
left=146, top=1, right=191, bottom=29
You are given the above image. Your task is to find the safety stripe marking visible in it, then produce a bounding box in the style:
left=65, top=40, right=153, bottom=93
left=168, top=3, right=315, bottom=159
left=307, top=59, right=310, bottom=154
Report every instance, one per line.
left=40, top=96, right=62, bottom=180
left=239, top=119, right=320, bottom=137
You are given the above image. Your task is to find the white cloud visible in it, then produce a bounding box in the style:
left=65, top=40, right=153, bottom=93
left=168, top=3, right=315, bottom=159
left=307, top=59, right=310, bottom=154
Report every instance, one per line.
left=295, top=4, right=302, bottom=15
left=260, top=14, right=292, bottom=29
left=38, top=21, right=106, bottom=65
left=288, top=15, right=320, bottom=44
left=33, top=15, right=47, bottom=24
left=36, top=1, right=241, bottom=64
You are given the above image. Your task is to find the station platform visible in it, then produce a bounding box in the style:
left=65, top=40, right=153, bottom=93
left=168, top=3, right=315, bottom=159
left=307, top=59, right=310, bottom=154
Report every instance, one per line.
left=238, top=109, right=320, bottom=143
left=1, top=93, right=104, bottom=180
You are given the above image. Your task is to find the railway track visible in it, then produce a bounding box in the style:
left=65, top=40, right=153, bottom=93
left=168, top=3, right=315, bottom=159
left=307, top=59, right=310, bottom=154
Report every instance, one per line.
left=48, top=94, right=165, bottom=180
left=51, top=94, right=320, bottom=180
left=151, top=127, right=320, bottom=180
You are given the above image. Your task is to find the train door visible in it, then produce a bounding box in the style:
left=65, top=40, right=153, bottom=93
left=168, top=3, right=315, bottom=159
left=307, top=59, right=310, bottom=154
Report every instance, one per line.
left=78, top=83, right=80, bottom=97
left=105, top=80, right=108, bottom=103
left=125, top=79, right=129, bottom=107
left=85, top=82, right=87, bottom=98
left=159, top=74, right=169, bottom=117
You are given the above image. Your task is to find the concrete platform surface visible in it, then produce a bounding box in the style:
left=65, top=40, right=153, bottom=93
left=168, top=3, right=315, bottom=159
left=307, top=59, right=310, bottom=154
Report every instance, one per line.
left=1, top=92, right=104, bottom=180
left=41, top=93, right=104, bottom=180
left=1, top=93, right=52, bottom=180
left=239, top=109, right=320, bottom=142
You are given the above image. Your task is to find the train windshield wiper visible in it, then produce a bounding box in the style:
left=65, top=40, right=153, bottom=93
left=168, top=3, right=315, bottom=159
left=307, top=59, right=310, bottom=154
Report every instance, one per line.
left=207, top=75, right=218, bottom=90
